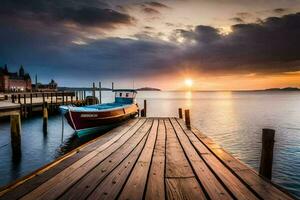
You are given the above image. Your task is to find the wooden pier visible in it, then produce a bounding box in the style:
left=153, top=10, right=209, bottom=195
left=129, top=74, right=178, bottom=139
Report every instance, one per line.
left=0, top=118, right=295, bottom=200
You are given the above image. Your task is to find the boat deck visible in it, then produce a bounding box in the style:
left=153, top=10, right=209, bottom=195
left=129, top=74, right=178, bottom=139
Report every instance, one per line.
left=0, top=118, right=294, bottom=200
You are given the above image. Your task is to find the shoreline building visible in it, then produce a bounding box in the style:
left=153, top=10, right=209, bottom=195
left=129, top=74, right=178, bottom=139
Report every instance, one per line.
left=0, top=65, right=32, bottom=92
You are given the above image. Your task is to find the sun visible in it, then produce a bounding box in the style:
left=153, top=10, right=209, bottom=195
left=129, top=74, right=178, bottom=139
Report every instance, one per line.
left=185, top=78, right=193, bottom=87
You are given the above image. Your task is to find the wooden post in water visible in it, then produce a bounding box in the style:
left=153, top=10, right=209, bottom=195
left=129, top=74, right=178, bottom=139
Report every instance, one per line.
left=112, top=82, right=114, bottom=90
left=84, top=90, right=86, bottom=100
left=92, top=82, right=96, bottom=98
left=18, top=94, right=21, bottom=104
left=42, top=92, right=45, bottom=107
left=178, top=108, right=183, bottom=119
left=43, top=102, right=48, bottom=133
left=144, top=99, right=147, bottom=117
left=259, top=128, right=275, bottom=180
left=99, top=82, right=102, bottom=104
left=11, top=113, right=21, bottom=155
left=12, top=94, right=15, bottom=103
left=62, top=91, right=65, bottom=105
left=30, top=93, right=33, bottom=116
left=23, top=94, right=27, bottom=118
left=184, top=109, right=191, bottom=129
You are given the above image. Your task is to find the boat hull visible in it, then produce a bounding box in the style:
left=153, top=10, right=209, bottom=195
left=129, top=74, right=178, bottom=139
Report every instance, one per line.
left=64, top=104, right=138, bottom=136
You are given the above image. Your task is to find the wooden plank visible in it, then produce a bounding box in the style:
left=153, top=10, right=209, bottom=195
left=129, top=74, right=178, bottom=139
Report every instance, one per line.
left=165, top=119, right=194, bottom=178
left=170, top=118, right=232, bottom=200
left=189, top=123, right=294, bottom=200
left=118, top=120, right=159, bottom=200
left=164, top=119, right=207, bottom=199
left=177, top=119, right=258, bottom=200
left=59, top=119, right=153, bottom=200
left=20, top=119, right=147, bottom=200
left=0, top=119, right=140, bottom=200
left=87, top=122, right=153, bottom=200
left=145, top=119, right=166, bottom=200
left=166, top=178, right=207, bottom=200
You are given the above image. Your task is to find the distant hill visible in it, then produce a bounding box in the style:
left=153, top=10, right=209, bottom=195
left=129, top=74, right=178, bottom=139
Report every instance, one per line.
left=264, top=87, right=300, bottom=91
left=136, top=87, right=161, bottom=91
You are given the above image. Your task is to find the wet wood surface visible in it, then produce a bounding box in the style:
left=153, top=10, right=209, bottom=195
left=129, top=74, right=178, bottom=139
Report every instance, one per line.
left=0, top=118, right=295, bottom=200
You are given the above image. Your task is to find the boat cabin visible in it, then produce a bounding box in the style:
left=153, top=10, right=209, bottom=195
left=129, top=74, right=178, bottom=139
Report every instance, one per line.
left=113, top=89, right=137, bottom=104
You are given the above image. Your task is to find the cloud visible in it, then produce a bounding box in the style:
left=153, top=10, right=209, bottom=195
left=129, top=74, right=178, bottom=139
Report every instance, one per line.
left=145, top=2, right=170, bottom=9
left=0, top=0, right=134, bottom=28
left=143, top=7, right=161, bottom=15
left=230, top=17, right=245, bottom=23
left=177, top=12, right=300, bottom=75
left=273, top=8, right=288, bottom=14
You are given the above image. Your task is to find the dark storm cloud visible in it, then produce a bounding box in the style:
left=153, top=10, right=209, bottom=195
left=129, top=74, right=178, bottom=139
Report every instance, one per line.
left=0, top=0, right=134, bottom=28
left=178, top=12, right=300, bottom=75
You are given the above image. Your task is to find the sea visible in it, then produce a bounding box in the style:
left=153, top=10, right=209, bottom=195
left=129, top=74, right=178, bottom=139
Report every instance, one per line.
left=0, top=91, right=300, bottom=198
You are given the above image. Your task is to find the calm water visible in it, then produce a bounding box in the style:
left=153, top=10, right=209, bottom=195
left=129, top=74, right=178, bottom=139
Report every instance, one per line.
left=1, top=91, right=300, bottom=198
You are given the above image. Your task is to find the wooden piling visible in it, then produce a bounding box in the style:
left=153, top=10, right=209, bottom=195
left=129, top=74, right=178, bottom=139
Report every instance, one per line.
left=259, top=128, right=275, bottom=180
left=42, top=93, right=45, bottom=107
left=184, top=109, right=191, bottom=129
left=84, top=90, right=86, bottom=99
left=143, top=99, right=147, bottom=117
left=62, top=91, right=65, bottom=105
left=12, top=94, right=15, bottom=103
left=10, top=113, right=21, bottom=155
left=92, top=82, right=96, bottom=97
left=112, top=82, right=114, bottom=90
left=43, top=103, right=48, bottom=133
left=178, top=108, right=183, bottom=119
left=30, top=93, right=33, bottom=115
left=99, top=82, right=102, bottom=104
left=18, top=94, right=21, bottom=104
left=23, top=94, right=27, bottom=118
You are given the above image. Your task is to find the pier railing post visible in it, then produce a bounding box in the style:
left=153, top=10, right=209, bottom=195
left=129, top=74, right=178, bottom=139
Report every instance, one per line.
left=259, top=128, right=275, bottom=180
left=178, top=108, right=183, bottom=119
left=43, top=102, right=48, bottom=133
left=144, top=100, right=147, bottom=117
left=184, top=109, right=191, bottom=129
left=11, top=113, right=21, bottom=156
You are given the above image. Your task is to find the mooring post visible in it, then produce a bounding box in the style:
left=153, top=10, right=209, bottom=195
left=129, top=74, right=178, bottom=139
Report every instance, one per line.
left=12, top=94, right=15, bottom=103
left=43, top=102, right=48, bottom=133
left=99, top=82, right=102, bottom=104
left=112, top=82, right=114, bottom=90
left=143, top=99, right=147, bottom=117
left=30, top=93, right=33, bottom=116
left=76, top=91, right=78, bottom=101
left=184, top=109, right=191, bottom=129
left=18, top=94, right=21, bottom=104
left=50, top=92, right=53, bottom=112
left=84, top=90, right=86, bottom=100
left=178, top=108, right=183, bottom=119
left=42, top=92, right=45, bottom=107
left=23, top=94, right=27, bottom=118
left=259, top=128, right=275, bottom=180
left=92, top=82, right=96, bottom=98
left=62, top=91, right=65, bottom=105
left=11, top=113, right=21, bottom=155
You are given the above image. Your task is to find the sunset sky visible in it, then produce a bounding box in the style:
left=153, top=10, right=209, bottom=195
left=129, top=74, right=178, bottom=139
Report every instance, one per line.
left=1, top=0, right=300, bottom=90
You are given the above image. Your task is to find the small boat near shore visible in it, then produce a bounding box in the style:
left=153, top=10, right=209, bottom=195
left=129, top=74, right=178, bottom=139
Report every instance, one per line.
left=60, top=89, right=139, bottom=137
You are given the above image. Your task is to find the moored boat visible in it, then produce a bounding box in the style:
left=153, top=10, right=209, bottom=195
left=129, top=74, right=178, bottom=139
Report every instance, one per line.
left=60, top=89, right=139, bottom=137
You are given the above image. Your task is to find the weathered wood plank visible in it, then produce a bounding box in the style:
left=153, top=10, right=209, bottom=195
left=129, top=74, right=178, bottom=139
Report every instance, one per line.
left=170, top=118, right=232, bottom=200
left=165, top=119, right=194, bottom=178
left=59, top=119, right=153, bottom=200
left=177, top=119, right=259, bottom=200
left=145, top=119, right=166, bottom=200
left=189, top=123, right=294, bottom=200
left=165, top=119, right=207, bottom=199
left=166, top=178, right=207, bottom=200
left=118, top=120, right=159, bottom=200
left=87, top=121, right=154, bottom=200
left=0, top=119, right=140, bottom=200
left=20, top=119, right=147, bottom=200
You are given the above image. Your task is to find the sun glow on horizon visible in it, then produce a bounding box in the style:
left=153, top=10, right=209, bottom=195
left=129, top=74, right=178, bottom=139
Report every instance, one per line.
left=185, top=78, right=193, bottom=88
